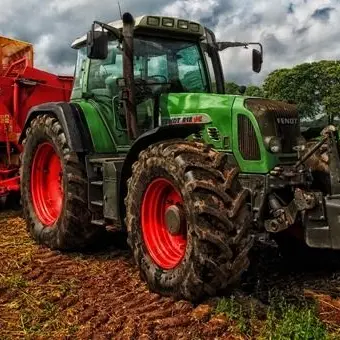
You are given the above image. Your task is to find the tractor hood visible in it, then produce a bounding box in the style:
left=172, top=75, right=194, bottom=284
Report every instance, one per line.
left=159, top=93, right=300, bottom=174
left=159, top=92, right=238, bottom=150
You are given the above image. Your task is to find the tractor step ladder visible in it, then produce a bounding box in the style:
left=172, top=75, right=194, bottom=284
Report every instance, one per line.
left=87, top=156, right=124, bottom=227
left=88, top=158, right=106, bottom=226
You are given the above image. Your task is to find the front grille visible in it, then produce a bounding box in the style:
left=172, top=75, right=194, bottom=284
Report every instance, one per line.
left=238, top=115, right=261, bottom=160
left=274, top=111, right=299, bottom=153
left=193, top=131, right=203, bottom=140
left=207, top=127, right=220, bottom=141
left=245, top=98, right=300, bottom=153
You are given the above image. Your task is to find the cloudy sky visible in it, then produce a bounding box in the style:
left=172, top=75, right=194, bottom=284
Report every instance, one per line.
left=0, top=0, right=339, bottom=85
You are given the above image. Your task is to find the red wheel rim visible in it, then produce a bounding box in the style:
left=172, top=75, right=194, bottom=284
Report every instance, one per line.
left=141, top=178, right=187, bottom=270
left=30, top=142, right=63, bottom=226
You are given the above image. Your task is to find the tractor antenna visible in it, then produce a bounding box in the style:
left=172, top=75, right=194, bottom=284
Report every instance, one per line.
left=118, top=1, right=123, bottom=19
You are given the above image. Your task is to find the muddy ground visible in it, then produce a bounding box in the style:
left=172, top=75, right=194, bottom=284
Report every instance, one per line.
left=0, top=210, right=340, bottom=339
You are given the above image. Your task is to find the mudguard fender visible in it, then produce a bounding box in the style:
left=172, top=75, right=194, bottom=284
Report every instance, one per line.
left=118, top=123, right=205, bottom=227
left=19, top=102, right=93, bottom=152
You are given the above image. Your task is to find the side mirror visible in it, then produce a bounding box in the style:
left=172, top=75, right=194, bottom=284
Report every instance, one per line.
left=87, top=27, right=108, bottom=60
left=252, top=49, right=263, bottom=73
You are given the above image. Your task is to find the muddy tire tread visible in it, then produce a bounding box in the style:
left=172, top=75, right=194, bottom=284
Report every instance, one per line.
left=20, top=113, right=103, bottom=250
left=125, top=140, right=252, bottom=301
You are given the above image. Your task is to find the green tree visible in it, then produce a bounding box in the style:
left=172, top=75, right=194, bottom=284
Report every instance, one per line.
left=263, top=60, right=340, bottom=119
left=224, top=82, right=241, bottom=94
left=211, top=81, right=253, bottom=95
left=244, top=85, right=264, bottom=97
left=322, top=83, right=340, bottom=120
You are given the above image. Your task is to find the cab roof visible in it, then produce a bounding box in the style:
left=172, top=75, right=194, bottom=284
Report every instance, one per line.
left=71, top=15, right=205, bottom=49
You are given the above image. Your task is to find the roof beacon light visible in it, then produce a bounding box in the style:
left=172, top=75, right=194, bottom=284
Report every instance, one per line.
left=162, top=17, right=174, bottom=27
left=178, top=20, right=189, bottom=29
left=190, top=23, right=200, bottom=32
left=147, top=16, right=160, bottom=26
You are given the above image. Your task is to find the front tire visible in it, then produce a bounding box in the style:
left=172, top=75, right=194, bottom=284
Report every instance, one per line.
left=20, top=114, right=103, bottom=250
left=125, top=140, right=253, bottom=301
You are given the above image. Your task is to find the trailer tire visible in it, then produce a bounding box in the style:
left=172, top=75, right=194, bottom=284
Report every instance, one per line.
left=125, top=140, right=253, bottom=301
left=20, top=114, right=103, bottom=250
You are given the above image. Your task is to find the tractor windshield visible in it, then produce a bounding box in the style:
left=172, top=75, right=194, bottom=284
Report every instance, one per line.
left=87, top=36, right=210, bottom=98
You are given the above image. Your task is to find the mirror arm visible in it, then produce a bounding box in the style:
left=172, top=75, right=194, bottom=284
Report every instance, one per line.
left=93, top=20, right=122, bottom=41
left=216, top=41, right=263, bottom=53
left=217, top=42, right=248, bottom=50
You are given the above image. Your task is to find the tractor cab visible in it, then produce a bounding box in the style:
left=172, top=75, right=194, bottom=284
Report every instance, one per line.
left=70, top=14, right=263, bottom=140
left=79, top=34, right=211, bottom=133
left=71, top=15, right=262, bottom=97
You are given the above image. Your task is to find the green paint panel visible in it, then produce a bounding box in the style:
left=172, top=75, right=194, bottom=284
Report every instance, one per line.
left=161, top=93, right=280, bottom=174
left=74, top=92, right=285, bottom=173
left=231, top=97, right=279, bottom=173
left=76, top=100, right=117, bottom=153
left=160, top=93, right=235, bottom=151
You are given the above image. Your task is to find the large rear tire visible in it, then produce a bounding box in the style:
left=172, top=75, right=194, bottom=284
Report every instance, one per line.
left=20, top=114, right=103, bottom=250
left=125, top=140, right=253, bottom=301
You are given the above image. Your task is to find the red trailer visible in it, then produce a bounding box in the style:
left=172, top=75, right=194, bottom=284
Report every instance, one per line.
left=0, top=36, right=73, bottom=200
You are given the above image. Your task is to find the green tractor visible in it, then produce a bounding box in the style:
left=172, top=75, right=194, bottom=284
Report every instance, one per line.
left=19, top=12, right=340, bottom=301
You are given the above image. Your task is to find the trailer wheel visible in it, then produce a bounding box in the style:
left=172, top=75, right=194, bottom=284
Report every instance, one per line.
left=20, top=114, right=103, bottom=250
left=125, top=140, right=253, bottom=301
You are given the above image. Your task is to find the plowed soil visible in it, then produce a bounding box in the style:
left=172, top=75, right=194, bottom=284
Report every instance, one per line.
left=1, top=210, right=340, bottom=339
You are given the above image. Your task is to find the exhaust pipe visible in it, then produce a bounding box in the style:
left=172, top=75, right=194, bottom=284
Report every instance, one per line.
left=122, top=12, right=138, bottom=139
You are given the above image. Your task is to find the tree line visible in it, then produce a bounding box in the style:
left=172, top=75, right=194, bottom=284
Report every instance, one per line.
left=217, top=60, right=340, bottom=120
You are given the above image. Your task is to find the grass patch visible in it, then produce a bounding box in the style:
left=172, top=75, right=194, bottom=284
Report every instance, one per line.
left=0, top=274, right=80, bottom=338
left=0, top=273, right=28, bottom=289
left=263, top=297, right=327, bottom=339
left=215, top=295, right=253, bottom=335
left=215, top=293, right=328, bottom=339
left=59, top=278, right=79, bottom=295
left=19, top=300, right=59, bottom=336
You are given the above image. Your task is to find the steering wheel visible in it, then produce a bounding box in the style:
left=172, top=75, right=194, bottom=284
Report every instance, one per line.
left=147, top=75, right=168, bottom=83
left=134, top=78, right=150, bottom=91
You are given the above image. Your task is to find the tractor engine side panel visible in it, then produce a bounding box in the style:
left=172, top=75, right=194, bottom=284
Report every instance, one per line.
left=159, top=93, right=235, bottom=151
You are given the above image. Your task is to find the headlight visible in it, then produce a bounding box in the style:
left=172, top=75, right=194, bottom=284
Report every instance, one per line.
left=293, top=136, right=306, bottom=152
left=264, top=136, right=282, bottom=153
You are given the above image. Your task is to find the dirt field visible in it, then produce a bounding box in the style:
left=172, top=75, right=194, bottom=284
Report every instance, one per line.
left=1, top=210, right=340, bottom=339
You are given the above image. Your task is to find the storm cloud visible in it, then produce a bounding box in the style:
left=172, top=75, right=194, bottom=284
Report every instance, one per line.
left=311, top=7, right=335, bottom=21
left=0, top=0, right=339, bottom=85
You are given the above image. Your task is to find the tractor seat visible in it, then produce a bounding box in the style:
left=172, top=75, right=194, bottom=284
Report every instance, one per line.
left=90, top=88, right=112, bottom=98
left=105, top=76, right=120, bottom=97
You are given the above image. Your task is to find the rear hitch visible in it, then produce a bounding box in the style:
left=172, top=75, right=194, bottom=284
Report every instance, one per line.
left=265, top=195, right=287, bottom=233
left=265, top=189, right=318, bottom=233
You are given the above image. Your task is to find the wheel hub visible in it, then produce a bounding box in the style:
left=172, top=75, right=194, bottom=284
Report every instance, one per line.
left=165, top=205, right=184, bottom=235
left=30, top=142, right=63, bottom=226
left=140, top=177, right=187, bottom=270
